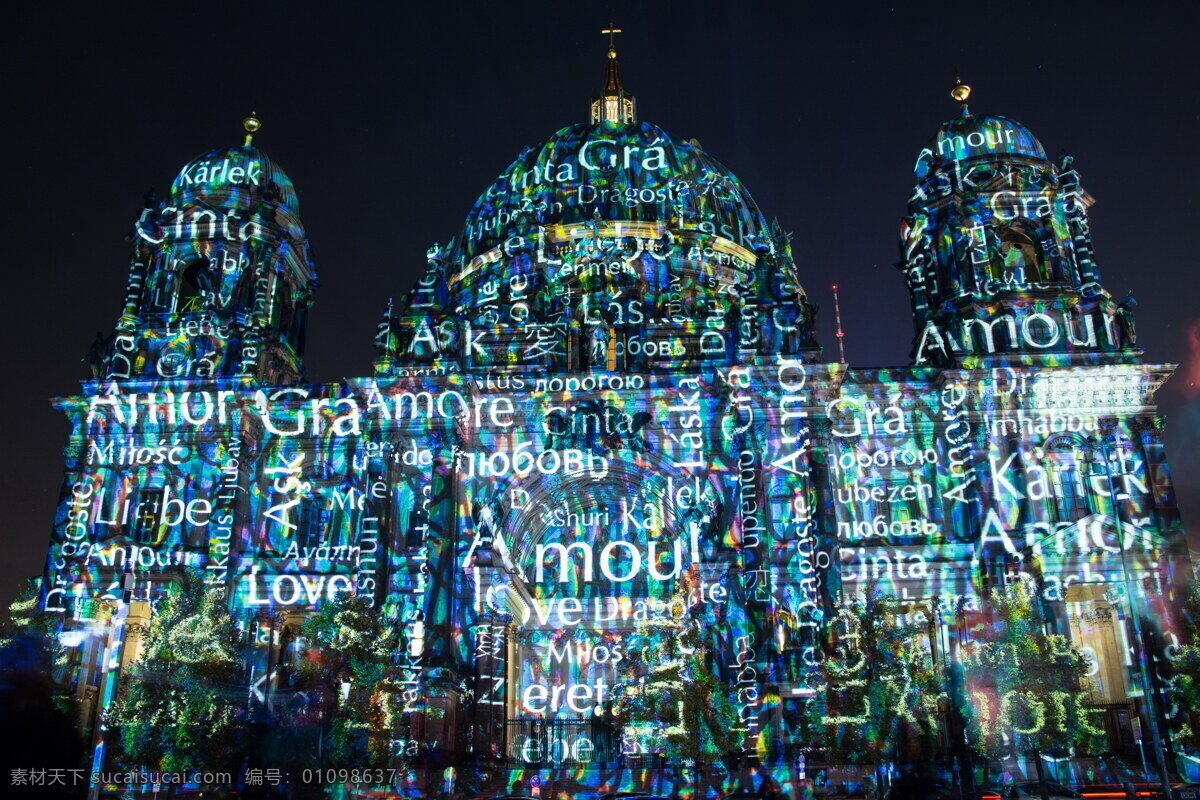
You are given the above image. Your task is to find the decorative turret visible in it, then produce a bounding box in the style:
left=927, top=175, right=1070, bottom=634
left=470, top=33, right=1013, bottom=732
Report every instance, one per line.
left=590, top=27, right=636, bottom=126
left=87, top=115, right=318, bottom=386
left=896, top=83, right=1138, bottom=368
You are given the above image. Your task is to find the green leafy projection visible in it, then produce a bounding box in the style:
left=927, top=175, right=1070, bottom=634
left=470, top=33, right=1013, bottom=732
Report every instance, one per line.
left=1, top=578, right=82, bottom=748
left=106, top=569, right=247, bottom=775
left=799, top=591, right=943, bottom=767
left=1163, top=579, right=1200, bottom=748
left=605, top=588, right=741, bottom=769
left=301, top=591, right=410, bottom=770
left=960, top=580, right=1104, bottom=758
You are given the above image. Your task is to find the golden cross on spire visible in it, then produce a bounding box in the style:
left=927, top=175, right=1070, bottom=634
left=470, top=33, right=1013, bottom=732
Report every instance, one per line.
left=601, top=25, right=621, bottom=53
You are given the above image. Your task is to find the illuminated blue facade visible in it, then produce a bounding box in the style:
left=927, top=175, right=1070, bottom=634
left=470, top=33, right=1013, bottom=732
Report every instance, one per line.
left=41, top=69, right=1190, bottom=796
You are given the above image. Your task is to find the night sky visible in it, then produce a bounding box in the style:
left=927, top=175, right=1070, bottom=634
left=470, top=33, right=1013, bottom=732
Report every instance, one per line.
left=4, top=1, right=1198, bottom=609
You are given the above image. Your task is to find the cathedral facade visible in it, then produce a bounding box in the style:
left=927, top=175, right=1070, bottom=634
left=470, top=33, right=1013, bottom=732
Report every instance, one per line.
left=41, top=49, right=1189, bottom=794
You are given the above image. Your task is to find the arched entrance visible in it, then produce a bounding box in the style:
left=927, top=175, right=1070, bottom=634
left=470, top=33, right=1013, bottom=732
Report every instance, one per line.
left=471, top=453, right=727, bottom=771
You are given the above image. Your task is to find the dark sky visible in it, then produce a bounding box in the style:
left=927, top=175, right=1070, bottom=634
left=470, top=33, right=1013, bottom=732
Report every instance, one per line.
left=4, top=1, right=1198, bottom=608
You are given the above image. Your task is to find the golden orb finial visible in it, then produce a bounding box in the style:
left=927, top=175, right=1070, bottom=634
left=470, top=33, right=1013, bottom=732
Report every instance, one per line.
left=950, top=81, right=971, bottom=103
left=242, top=112, right=261, bottom=146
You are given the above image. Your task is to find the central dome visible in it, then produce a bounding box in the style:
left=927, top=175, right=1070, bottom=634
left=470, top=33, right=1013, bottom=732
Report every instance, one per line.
left=459, top=121, right=772, bottom=262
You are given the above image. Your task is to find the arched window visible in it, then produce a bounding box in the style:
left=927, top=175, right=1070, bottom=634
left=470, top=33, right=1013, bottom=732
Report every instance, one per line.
left=277, top=280, right=294, bottom=328
left=176, top=258, right=211, bottom=313
left=994, top=222, right=1044, bottom=284
left=289, top=299, right=309, bottom=354
left=1049, top=451, right=1087, bottom=521
left=1040, top=434, right=1089, bottom=523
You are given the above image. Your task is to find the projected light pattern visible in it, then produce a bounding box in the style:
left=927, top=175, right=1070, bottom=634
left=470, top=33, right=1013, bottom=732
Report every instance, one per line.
left=38, top=92, right=1191, bottom=798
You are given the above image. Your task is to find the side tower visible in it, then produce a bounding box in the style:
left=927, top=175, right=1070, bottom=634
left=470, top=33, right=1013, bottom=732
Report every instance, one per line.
left=94, top=116, right=316, bottom=385
left=898, top=83, right=1136, bottom=368
left=42, top=118, right=318, bottom=751
left=891, top=84, right=1187, bottom=788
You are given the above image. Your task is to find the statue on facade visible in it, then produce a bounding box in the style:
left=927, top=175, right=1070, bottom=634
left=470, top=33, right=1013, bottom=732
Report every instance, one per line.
left=901, top=211, right=930, bottom=269
left=82, top=332, right=108, bottom=379
left=587, top=322, right=609, bottom=368
left=1117, top=291, right=1138, bottom=347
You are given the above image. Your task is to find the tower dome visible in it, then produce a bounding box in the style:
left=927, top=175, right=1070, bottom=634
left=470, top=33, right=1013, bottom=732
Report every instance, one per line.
left=459, top=120, right=773, bottom=263
left=914, top=112, right=1047, bottom=179
left=169, top=144, right=300, bottom=216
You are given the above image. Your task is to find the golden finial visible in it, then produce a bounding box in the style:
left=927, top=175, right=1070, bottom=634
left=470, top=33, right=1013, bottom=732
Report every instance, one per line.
left=601, top=25, right=621, bottom=58
left=242, top=112, right=261, bottom=146
left=950, top=80, right=971, bottom=103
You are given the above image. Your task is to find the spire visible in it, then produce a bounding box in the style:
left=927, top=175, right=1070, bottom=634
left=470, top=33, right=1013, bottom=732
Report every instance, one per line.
left=950, top=78, right=971, bottom=117
left=591, top=27, right=636, bottom=125
left=832, top=284, right=847, bottom=364
left=242, top=112, right=261, bottom=147
left=602, top=26, right=622, bottom=92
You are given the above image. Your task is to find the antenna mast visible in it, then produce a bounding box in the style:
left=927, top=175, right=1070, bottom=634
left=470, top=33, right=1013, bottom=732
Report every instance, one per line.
left=832, top=284, right=847, bottom=364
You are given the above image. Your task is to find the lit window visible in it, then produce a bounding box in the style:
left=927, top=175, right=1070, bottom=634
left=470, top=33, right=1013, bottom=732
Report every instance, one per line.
left=297, top=497, right=331, bottom=551
left=1051, top=462, right=1086, bottom=521
left=131, top=489, right=164, bottom=544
